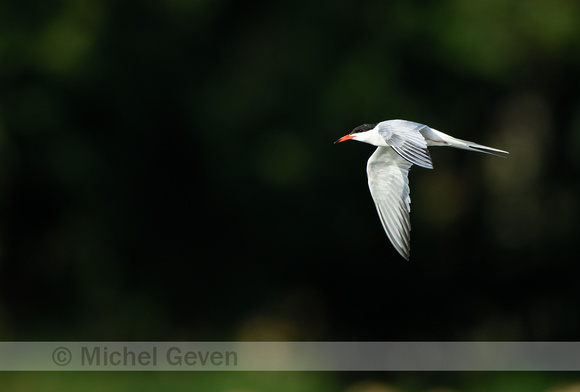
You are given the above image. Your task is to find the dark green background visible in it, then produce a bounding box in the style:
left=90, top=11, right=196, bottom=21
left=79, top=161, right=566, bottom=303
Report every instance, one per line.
left=1, top=0, right=579, bottom=390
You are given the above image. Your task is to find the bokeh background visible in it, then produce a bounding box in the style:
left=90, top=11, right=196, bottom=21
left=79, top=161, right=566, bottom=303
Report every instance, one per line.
left=1, top=0, right=580, bottom=390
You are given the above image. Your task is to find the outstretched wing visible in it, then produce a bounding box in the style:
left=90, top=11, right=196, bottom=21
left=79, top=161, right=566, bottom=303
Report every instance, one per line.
left=367, top=147, right=413, bottom=260
left=376, top=120, right=434, bottom=169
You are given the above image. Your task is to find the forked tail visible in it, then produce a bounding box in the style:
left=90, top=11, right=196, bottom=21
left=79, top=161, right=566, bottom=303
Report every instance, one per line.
left=449, top=136, right=509, bottom=157
left=424, top=128, right=509, bottom=157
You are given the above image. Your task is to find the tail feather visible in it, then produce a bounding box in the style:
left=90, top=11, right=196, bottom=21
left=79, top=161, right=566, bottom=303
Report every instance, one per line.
left=453, top=137, right=509, bottom=158
left=423, top=128, right=509, bottom=157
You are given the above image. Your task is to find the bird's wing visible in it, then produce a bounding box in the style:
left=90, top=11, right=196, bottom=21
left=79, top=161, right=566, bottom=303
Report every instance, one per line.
left=367, top=147, right=413, bottom=260
left=377, top=120, right=433, bottom=169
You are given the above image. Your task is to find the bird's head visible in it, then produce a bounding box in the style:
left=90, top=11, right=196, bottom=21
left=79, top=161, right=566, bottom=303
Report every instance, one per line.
left=334, top=123, right=383, bottom=146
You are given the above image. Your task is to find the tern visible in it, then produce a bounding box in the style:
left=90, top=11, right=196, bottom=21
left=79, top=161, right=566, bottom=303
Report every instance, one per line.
left=335, top=119, right=508, bottom=260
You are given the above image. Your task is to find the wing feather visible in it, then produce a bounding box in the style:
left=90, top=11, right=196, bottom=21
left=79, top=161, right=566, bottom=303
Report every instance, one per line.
left=377, top=120, right=434, bottom=169
left=367, top=147, right=413, bottom=260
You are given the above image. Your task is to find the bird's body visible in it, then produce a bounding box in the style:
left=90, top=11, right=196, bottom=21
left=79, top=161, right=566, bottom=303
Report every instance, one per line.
left=335, top=119, right=508, bottom=260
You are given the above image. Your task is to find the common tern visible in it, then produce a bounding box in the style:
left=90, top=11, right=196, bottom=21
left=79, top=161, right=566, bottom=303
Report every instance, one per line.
left=335, top=119, right=508, bottom=260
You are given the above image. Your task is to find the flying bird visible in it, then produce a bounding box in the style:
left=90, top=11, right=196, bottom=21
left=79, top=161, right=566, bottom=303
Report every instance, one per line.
left=335, top=119, right=508, bottom=260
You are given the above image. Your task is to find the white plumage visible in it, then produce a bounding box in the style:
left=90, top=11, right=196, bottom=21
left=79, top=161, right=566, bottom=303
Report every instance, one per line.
left=335, top=119, right=508, bottom=260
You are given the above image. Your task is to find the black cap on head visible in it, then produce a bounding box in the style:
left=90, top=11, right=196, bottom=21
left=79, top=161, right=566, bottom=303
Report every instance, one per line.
left=351, top=123, right=377, bottom=134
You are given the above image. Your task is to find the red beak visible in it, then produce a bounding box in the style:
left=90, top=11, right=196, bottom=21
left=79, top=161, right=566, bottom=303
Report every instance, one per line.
left=334, top=134, right=355, bottom=144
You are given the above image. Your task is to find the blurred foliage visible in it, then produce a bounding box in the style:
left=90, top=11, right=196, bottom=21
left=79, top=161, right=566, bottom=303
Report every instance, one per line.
left=0, top=0, right=580, bottom=389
